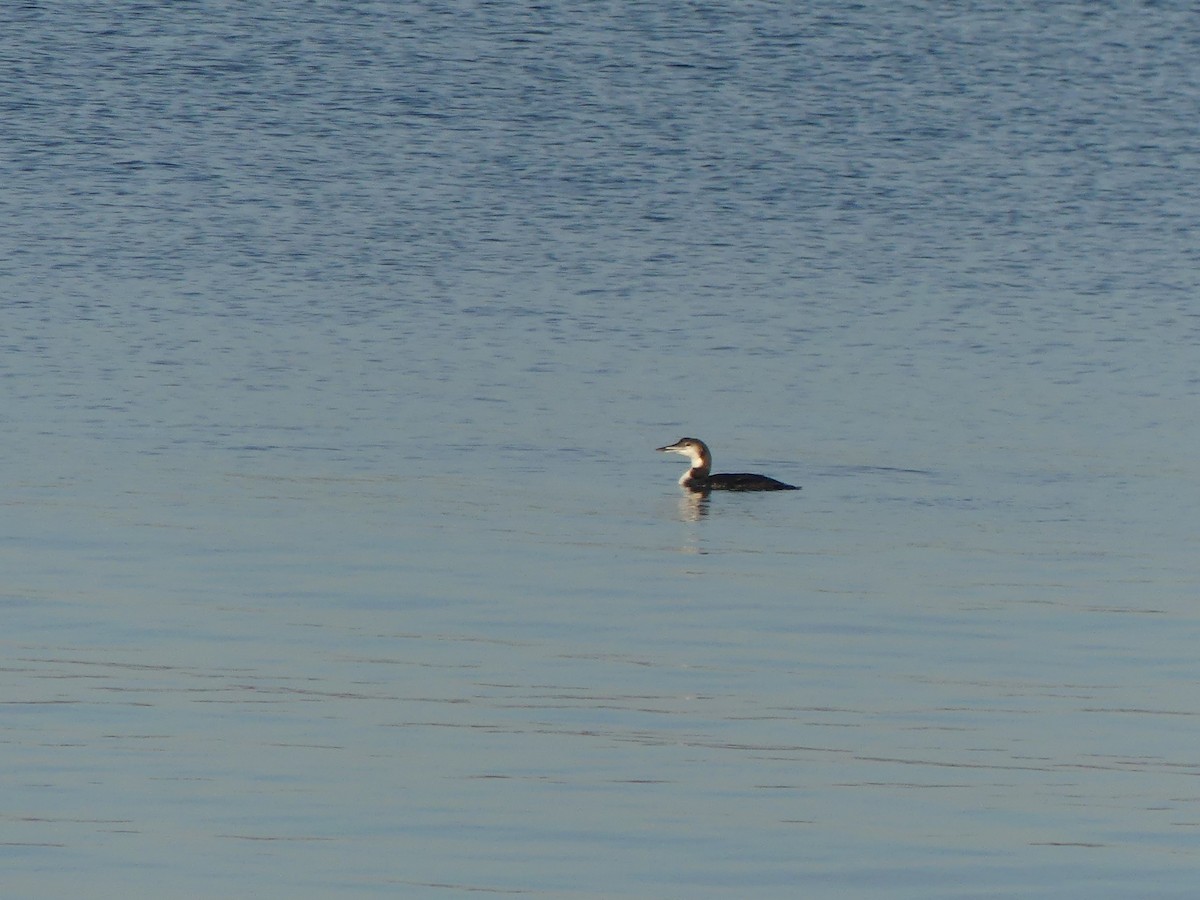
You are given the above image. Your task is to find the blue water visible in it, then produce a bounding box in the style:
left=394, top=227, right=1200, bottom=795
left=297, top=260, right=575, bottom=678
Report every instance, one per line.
left=4, top=3, right=1200, bottom=898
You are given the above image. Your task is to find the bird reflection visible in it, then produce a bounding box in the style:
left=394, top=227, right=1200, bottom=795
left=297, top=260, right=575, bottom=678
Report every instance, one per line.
left=675, top=489, right=710, bottom=522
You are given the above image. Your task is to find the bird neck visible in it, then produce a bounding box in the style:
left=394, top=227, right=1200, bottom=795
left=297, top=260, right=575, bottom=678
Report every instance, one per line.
left=681, top=456, right=711, bottom=485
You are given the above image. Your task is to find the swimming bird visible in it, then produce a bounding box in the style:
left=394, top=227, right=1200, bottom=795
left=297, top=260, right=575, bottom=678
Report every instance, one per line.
left=656, top=437, right=799, bottom=492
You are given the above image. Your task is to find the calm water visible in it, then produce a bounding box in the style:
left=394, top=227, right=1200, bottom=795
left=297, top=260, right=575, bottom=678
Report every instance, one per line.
left=4, top=2, right=1200, bottom=897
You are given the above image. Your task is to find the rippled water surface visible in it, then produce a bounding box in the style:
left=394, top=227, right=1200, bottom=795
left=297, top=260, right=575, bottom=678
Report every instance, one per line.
left=4, top=3, right=1200, bottom=898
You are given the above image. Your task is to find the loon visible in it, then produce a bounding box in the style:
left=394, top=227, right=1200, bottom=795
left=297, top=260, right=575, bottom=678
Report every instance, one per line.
left=656, top=437, right=799, bottom=492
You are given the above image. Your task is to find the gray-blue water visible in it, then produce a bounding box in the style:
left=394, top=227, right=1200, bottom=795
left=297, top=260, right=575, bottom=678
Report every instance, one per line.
left=4, top=3, right=1200, bottom=897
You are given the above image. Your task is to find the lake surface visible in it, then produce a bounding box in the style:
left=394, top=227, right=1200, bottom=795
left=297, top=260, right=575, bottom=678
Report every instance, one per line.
left=3, top=2, right=1200, bottom=897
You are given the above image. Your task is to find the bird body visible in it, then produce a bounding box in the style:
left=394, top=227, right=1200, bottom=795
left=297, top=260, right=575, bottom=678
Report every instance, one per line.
left=656, top=437, right=798, bottom=492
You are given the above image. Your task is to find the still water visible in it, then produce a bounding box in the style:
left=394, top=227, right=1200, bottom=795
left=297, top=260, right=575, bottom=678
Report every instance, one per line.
left=3, top=2, right=1200, bottom=897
